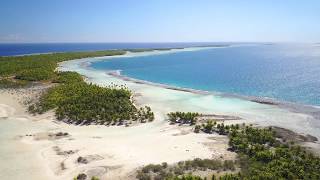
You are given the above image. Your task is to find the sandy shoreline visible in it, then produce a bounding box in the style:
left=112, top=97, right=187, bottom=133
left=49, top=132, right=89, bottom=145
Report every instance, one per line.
left=59, top=48, right=320, bottom=139
left=0, top=86, right=236, bottom=180
left=1, top=47, right=320, bottom=179
left=75, top=47, right=320, bottom=120
left=1, top=84, right=319, bottom=180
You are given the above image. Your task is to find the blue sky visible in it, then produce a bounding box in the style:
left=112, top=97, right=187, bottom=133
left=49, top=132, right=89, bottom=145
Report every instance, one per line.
left=0, top=0, right=319, bottom=43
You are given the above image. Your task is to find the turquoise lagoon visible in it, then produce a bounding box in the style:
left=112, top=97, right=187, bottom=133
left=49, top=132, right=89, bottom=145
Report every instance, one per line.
left=91, top=44, right=320, bottom=106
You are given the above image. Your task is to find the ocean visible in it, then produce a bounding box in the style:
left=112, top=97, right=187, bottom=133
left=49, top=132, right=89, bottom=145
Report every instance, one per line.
left=1, top=42, right=320, bottom=106
left=90, top=44, right=320, bottom=106
left=0, top=42, right=222, bottom=56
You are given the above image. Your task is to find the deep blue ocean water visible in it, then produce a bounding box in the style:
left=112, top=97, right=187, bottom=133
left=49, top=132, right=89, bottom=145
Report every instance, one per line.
left=91, top=44, right=320, bottom=106
left=0, top=42, right=222, bottom=56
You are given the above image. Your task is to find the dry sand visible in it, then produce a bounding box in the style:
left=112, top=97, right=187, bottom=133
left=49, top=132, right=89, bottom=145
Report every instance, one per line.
left=0, top=87, right=235, bottom=180
left=1, top=48, right=320, bottom=179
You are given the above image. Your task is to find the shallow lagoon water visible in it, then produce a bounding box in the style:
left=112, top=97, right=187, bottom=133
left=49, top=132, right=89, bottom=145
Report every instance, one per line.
left=59, top=49, right=320, bottom=139
left=1, top=44, right=320, bottom=180
left=91, top=44, right=320, bottom=106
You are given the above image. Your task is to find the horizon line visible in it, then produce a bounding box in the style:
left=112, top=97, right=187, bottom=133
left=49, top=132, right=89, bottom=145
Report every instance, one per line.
left=0, top=41, right=317, bottom=44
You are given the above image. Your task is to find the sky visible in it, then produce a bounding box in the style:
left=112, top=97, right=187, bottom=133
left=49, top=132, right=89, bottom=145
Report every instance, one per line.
left=0, top=0, right=319, bottom=43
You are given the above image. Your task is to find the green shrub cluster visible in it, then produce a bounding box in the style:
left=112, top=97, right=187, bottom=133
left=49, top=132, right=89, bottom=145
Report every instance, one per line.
left=29, top=79, right=154, bottom=125
left=167, top=175, right=203, bottom=180
left=224, top=125, right=320, bottom=179
left=73, top=173, right=99, bottom=180
left=176, top=123, right=320, bottom=179
left=167, top=112, right=200, bottom=125
left=52, top=71, right=83, bottom=84
left=136, top=158, right=236, bottom=180
left=195, top=120, right=240, bottom=135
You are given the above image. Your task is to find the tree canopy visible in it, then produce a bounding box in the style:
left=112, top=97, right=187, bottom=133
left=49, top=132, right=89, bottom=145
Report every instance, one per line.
left=0, top=50, right=154, bottom=125
left=0, top=50, right=125, bottom=84
left=166, top=122, right=320, bottom=180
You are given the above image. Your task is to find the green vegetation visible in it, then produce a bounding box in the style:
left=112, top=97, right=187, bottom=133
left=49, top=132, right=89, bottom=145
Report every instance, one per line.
left=0, top=78, right=28, bottom=88
left=73, top=173, right=87, bottom=180
left=91, top=176, right=100, bottom=180
left=137, top=106, right=155, bottom=123
left=2, top=49, right=319, bottom=179
left=195, top=120, right=239, bottom=135
left=52, top=71, right=83, bottom=84
left=0, top=50, right=155, bottom=125
left=167, top=112, right=200, bottom=125
left=136, top=159, right=236, bottom=180
left=0, top=50, right=125, bottom=84
left=167, top=175, right=203, bottom=180
left=29, top=72, right=154, bottom=125
left=169, top=121, right=320, bottom=179
left=224, top=125, right=320, bottom=179
left=73, top=173, right=100, bottom=180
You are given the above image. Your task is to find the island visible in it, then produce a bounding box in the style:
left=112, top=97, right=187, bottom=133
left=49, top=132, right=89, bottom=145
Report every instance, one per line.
left=0, top=48, right=319, bottom=180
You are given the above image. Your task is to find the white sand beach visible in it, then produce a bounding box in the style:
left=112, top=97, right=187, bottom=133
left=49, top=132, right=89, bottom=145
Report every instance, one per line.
left=0, top=48, right=320, bottom=180
left=0, top=86, right=235, bottom=180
